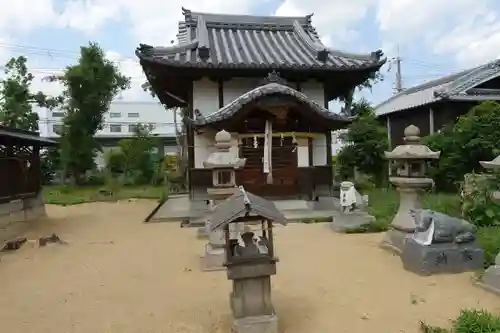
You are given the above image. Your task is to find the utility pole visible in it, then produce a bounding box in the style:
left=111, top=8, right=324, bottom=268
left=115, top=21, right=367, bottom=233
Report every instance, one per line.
left=394, top=45, right=403, bottom=93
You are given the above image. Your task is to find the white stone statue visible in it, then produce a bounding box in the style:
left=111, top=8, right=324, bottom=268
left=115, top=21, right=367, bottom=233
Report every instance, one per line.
left=340, top=181, right=365, bottom=213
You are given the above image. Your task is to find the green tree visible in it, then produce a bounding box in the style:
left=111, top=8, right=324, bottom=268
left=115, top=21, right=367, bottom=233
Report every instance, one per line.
left=425, top=101, right=500, bottom=191
left=46, top=42, right=130, bottom=183
left=337, top=102, right=388, bottom=186
left=0, top=56, right=60, bottom=131
left=118, top=124, right=157, bottom=184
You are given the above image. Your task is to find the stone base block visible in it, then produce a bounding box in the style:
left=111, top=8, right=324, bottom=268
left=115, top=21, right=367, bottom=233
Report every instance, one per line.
left=330, top=212, right=375, bottom=233
left=196, top=227, right=208, bottom=239
left=401, top=237, right=484, bottom=276
left=477, top=265, right=500, bottom=296
left=233, top=314, right=278, bottom=333
left=201, top=243, right=225, bottom=271
left=379, top=229, right=410, bottom=255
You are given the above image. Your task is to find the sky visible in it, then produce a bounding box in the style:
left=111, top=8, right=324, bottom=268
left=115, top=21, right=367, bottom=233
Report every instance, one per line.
left=1, top=0, right=500, bottom=112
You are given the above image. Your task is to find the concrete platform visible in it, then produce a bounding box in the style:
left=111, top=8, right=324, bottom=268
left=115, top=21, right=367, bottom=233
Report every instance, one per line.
left=148, top=196, right=342, bottom=224
left=148, top=194, right=354, bottom=223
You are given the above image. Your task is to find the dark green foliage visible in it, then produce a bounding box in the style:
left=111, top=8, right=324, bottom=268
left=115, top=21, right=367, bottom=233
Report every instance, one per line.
left=425, top=101, right=500, bottom=191
left=477, top=227, right=500, bottom=268
left=104, top=124, right=162, bottom=185
left=106, top=150, right=127, bottom=175
left=337, top=102, right=388, bottom=186
left=0, top=56, right=60, bottom=131
left=40, top=148, right=60, bottom=184
left=46, top=43, right=130, bottom=183
left=463, top=173, right=500, bottom=228
left=421, top=309, right=500, bottom=333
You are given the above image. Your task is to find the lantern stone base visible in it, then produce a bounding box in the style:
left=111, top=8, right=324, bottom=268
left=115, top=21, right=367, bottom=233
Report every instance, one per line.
left=330, top=212, right=375, bottom=233
left=201, top=243, right=225, bottom=271
left=401, top=237, right=484, bottom=276
left=233, top=314, right=278, bottom=333
left=196, top=227, right=208, bottom=239
left=477, top=265, right=500, bottom=296
left=380, top=229, right=411, bottom=255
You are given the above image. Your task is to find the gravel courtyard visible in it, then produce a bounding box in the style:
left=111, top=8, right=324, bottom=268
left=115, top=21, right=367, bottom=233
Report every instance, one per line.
left=0, top=200, right=498, bottom=333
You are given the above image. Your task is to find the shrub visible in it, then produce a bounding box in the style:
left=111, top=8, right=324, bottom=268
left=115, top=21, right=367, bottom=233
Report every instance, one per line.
left=425, top=101, right=500, bottom=191
left=336, top=102, right=388, bottom=186
left=421, top=309, right=500, bottom=333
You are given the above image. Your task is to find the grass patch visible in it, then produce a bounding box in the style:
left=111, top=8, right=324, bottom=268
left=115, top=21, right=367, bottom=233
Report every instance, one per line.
left=420, top=309, right=500, bottom=333
left=43, top=185, right=167, bottom=206
left=362, top=188, right=462, bottom=232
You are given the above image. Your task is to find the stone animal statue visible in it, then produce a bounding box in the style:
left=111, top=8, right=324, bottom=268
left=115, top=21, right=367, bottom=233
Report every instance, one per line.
left=409, top=209, right=477, bottom=244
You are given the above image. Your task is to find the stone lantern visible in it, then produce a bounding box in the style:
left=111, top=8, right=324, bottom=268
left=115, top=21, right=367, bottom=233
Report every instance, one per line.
left=380, top=125, right=440, bottom=254
left=201, top=129, right=246, bottom=271
left=209, top=186, right=286, bottom=333
left=478, top=155, right=500, bottom=294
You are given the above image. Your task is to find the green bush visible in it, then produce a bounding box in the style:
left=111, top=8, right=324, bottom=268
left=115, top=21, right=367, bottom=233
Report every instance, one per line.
left=336, top=101, right=388, bottom=187
left=477, top=227, right=500, bottom=268
left=421, top=309, right=500, bottom=333
left=425, top=101, right=500, bottom=192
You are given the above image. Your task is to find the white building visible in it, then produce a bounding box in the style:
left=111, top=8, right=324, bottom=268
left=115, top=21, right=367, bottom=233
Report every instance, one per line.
left=37, top=101, right=178, bottom=168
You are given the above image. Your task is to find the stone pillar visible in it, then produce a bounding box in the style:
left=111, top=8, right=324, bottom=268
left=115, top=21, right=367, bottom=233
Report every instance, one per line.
left=200, top=129, right=246, bottom=271
left=477, top=156, right=500, bottom=294
left=380, top=125, right=440, bottom=254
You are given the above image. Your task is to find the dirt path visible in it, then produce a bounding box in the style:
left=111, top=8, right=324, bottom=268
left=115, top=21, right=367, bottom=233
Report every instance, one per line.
left=0, top=200, right=498, bottom=333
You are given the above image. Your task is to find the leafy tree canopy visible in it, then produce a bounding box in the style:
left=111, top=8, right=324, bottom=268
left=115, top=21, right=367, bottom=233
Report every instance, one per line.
left=425, top=100, right=500, bottom=191
left=337, top=101, right=388, bottom=185
left=46, top=42, right=130, bottom=182
left=0, top=56, right=59, bottom=131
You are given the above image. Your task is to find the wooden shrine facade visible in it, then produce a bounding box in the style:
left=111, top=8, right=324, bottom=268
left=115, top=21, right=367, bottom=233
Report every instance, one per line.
left=188, top=80, right=347, bottom=200
left=0, top=126, right=56, bottom=204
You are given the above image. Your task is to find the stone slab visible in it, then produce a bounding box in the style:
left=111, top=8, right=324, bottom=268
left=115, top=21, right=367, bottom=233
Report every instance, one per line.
left=273, top=200, right=310, bottom=211
left=330, top=212, right=375, bottom=233
left=201, top=243, right=225, bottom=271
left=400, top=237, right=484, bottom=276
left=196, top=226, right=208, bottom=239
left=233, top=314, right=278, bottom=333
left=476, top=266, right=500, bottom=296
left=379, top=229, right=410, bottom=255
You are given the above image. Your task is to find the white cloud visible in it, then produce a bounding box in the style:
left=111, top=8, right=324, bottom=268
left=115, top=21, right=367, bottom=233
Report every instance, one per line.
left=0, top=0, right=56, bottom=33
left=375, top=0, right=500, bottom=66
left=56, top=1, right=121, bottom=34
left=105, top=50, right=150, bottom=101
left=275, top=0, right=374, bottom=46
left=53, top=0, right=265, bottom=45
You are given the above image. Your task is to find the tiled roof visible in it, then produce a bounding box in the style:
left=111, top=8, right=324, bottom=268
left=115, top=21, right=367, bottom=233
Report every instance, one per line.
left=136, top=8, right=385, bottom=71
left=210, top=186, right=286, bottom=231
left=376, top=59, right=500, bottom=116
left=190, top=77, right=348, bottom=126
left=0, top=126, right=57, bottom=145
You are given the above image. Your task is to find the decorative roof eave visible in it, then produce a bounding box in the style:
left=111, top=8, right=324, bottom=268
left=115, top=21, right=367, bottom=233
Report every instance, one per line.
left=291, top=20, right=384, bottom=64
left=210, top=186, right=287, bottom=231
left=189, top=81, right=348, bottom=126
left=376, top=59, right=500, bottom=116
left=136, top=47, right=387, bottom=72
left=0, top=126, right=58, bottom=146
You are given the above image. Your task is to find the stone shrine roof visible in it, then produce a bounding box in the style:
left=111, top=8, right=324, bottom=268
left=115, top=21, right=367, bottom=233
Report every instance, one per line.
left=480, top=155, right=500, bottom=169
left=210, top=186, right=286, bottom=231
left=190, top=80, right=348, bottom=126
left=136, top=8, right=385, bottom=71
left=385, top=125, right=440, bottom=160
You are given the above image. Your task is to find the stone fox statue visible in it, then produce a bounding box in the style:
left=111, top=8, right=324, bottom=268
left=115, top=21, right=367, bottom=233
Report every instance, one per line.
left=409, top=209, right=477, bottom=244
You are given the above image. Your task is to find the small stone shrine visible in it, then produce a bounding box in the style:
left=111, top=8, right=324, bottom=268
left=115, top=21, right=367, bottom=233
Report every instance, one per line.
left=209, top=186, right=286, bottom=333
left=400, top=208, right=483, bottom=275
left=200, top=129, right=246, bottom=271
left=477, top=155, right=500, bottom=294
left=380, top=125, right=440, bottom=254
left=331, top=181, right=375, bottom=232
